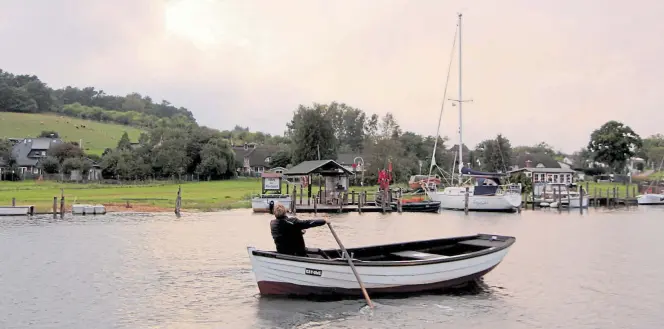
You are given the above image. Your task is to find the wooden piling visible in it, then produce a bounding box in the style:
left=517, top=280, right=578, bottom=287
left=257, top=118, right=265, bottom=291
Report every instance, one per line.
left=606, top=188, right=610, bottom=207
left=464, top=186, right=469, bottom=215
left=339, top=192, right=344, bottom=213
left=12, top=197, right=15, bottom=207
left=59, top=189, right=65, bottom=218
left=53, top=196, right=58, bottom=218
left=351, top=191, right=356, bottom=205
left=531, top=183, right=535, bottom=210
left=397, top=189, right=403, bottom=213
left=579, top=187, right=585, bottom=214
left=612, top=187, right=616, bottom=206
left=566, top=188, right=571, bottom=208
left=174, top=185, right=182, bottom=217
left=358, top=192, right=363, bottom=214
left=314, top=196, right=318, bottom=215
left=593, top=187, right=597, bottom=207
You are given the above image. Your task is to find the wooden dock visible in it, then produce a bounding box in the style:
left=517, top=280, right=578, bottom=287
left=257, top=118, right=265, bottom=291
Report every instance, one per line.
left=294, top=202, right=388, bottom=213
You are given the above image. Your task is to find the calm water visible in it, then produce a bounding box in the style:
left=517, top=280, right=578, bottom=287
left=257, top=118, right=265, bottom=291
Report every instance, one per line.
left=1, top=206, right=664, bottom=329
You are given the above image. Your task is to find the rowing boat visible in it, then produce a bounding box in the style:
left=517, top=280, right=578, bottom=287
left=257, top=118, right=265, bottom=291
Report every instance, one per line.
left=247, top=233, right=514, bottom=297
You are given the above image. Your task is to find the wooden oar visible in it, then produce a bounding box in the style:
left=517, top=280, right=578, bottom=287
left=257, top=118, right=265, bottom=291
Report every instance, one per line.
left=326, top=222, right=374, bottom=309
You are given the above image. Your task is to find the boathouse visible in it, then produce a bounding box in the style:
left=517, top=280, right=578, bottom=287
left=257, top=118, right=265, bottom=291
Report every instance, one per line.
left=284, top=159, right=354, bottom=205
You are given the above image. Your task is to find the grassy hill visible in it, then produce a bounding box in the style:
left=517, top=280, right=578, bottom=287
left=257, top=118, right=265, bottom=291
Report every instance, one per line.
left=0, top=112, right=144, bottom=155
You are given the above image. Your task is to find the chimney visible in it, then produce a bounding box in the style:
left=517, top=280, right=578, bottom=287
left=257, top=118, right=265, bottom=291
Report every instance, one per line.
left=525, top=159, right=532, bottom=168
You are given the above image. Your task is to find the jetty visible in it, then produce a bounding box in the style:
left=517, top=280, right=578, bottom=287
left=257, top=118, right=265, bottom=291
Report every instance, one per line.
left=282, top=159, right=432, bottom=214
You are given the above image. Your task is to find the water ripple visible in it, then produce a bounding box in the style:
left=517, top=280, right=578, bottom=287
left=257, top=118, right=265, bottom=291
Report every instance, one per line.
left=1, top=206, right=663, bottom=328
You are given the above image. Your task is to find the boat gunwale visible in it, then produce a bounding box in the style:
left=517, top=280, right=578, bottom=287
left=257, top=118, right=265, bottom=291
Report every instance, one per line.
left=249, top=233, right=515, bottom=267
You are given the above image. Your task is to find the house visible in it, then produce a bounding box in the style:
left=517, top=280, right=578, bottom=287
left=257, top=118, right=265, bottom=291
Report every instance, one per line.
left=510, top=167, right=577, bottom=184
left=510, top=152, right=561, bottom=171
left=70, top=161, right=103, bottom=181
left=10, top=137, right=64, bottom=176
left=509, top=152, right=576, bottom=184
left=232, top=143, right=284, bottom=175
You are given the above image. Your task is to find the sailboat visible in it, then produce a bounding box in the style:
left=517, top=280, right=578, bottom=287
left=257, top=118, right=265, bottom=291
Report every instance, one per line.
left=425, top=13, right=523, bottom=212
left=637, top=157, right=664, bottom=205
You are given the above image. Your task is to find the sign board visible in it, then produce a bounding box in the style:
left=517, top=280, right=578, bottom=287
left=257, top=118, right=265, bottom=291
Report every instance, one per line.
left=263, top=177, right=281, bottom=190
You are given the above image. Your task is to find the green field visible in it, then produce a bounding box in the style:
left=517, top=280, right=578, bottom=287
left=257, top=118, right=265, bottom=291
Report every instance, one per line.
left=0, top=112, right=144, bottom=155
left=0, top=178, right=390, bottom=213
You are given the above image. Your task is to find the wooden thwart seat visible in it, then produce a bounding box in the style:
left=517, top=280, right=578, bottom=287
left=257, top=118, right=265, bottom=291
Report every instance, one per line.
left=391, top=250, right=449, bottom=260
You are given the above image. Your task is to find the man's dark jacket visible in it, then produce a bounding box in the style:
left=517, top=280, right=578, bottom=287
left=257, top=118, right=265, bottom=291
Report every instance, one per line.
left=270, top=215, right=326, bottom=256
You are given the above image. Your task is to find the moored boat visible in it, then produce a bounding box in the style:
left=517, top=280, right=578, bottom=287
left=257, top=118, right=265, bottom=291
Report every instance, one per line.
left=637, top=193, right=664, bottom=205
left=251, top=172, right=293, bottom=213
left=247, top=233, right=514, bottom=297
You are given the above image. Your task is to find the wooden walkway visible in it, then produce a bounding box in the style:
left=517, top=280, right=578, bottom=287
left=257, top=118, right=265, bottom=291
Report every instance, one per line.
left=294, top=203, right=389, bottom=213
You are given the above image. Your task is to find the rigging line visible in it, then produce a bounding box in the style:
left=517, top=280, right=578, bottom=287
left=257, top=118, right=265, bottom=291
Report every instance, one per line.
left=428, top=21, right=459, bottom=181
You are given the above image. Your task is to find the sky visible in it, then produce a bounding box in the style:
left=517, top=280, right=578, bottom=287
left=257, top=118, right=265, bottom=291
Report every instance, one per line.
left=1, top=0, right=662, bottom=154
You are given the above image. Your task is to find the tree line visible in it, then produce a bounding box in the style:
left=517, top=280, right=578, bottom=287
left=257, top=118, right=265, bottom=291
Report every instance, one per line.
left=2, top=64, right=662, bottom=183
left=0, top=68, right=195, bottom=128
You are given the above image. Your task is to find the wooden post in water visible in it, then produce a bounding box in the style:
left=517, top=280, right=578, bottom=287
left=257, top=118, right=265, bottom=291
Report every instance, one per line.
left=357, top=191, right=363, bottom=214
left=313, top=196, right=318, bottom=215
left=351, top=191, right=356, bottom=205
left=59, top=189, right=65, bottom=218
left=632, top=186, right=636, bottom=198
left=531, top=182, right=536, bottom=210
left=464, top=186, right=469, bottom=215
left=593, top=187, right=597, bottom=207
left=291, top=186, right=297, bottom=214
left=53, top=196, right=58, bottom=219
left=174, top=185, right=182, bottom=217
left=606, top=188, right=610, bottom=207
left=339, top=192, right=344, bottom=213
left=11, top=197, right=15, bottom=207
left=579, top=187, right=585, bottom=214
left=397, top=189, right=403, bottom=213
left=612, top=187, right=617, bottom=206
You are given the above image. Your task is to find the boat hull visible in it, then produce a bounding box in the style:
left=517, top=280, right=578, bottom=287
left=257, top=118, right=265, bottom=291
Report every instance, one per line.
left=247, top=235, right=512, bottom=297
left=391, top=201, right=441, bottom=213
left=637, top=194, right=664, bottom=205
left=251, top=197, right=293, bottom=213
left=427, top=189, right=521, bottom=212
left=0, top=206, right=35, bottom=216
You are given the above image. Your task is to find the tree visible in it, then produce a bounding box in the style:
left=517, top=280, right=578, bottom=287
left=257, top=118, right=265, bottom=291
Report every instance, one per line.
left=475, top=134, right=513, bottom=172
left=49, top=142, right=85, bottom=164
left=39, top=130, right=59, bottom=138
left=38, top=156, right=60, bottom=174
left=587, top=120, right=642, bottom=173
left=270, top=149, right=292, bottom=168
left=116, top=131, right=132, bottom=150
left=288, top=103, right=338, bottom=163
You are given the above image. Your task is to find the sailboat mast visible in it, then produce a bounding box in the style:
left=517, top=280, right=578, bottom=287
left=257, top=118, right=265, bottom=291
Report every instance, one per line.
left=457, top=13, right=463, bottom=184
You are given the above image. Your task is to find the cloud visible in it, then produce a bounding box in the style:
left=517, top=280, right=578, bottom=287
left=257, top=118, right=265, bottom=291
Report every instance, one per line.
left=1, top=0, right=662, bottom=153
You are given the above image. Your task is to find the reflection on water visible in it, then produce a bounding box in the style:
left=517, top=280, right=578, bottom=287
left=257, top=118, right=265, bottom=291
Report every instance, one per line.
left=1, top=206, right=664, bottom=328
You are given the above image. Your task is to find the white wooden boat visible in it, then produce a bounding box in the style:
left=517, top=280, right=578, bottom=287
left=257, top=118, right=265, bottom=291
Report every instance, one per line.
left=71, top=204, right=106, bottom=215
left=251, top=172, right=293, bottom=213
left=0, top=205, right=35, bottom=216
left=251, top=195, right=293, bottom=213
left=247, top=233, right=514, bottom=297
left=637, top=193, right=664, bottom=205
left=535, top=183, right=588, bottom=208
